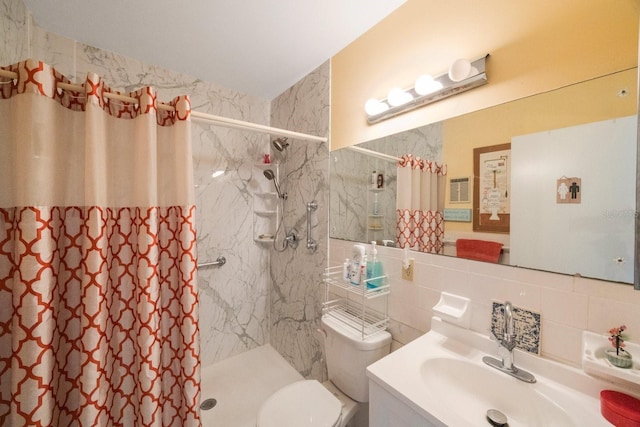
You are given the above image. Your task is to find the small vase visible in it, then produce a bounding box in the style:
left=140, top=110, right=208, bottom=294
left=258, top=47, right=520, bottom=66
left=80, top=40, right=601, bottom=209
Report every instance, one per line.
left=605, top=349, right=633, bottom=369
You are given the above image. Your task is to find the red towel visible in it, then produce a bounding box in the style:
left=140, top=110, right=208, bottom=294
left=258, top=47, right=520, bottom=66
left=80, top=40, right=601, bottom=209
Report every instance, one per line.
left=456, top=239, right=503, bottom=263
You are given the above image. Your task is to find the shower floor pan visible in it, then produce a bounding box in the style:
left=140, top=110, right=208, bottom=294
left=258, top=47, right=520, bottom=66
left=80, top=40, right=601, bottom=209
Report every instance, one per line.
left=200, top=344, right=303, bottom=427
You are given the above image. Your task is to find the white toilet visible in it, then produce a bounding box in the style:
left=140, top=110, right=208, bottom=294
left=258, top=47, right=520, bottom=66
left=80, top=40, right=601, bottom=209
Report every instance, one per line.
left=256, top=314, right=392, bottom=427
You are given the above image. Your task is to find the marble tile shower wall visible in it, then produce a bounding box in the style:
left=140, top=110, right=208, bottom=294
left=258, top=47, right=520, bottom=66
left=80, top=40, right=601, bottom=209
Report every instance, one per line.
left=2, top=0, right=273, bottom=368
left=270, top=62, right=330, bottom=380
left=0, top=0, right=28, bottom=65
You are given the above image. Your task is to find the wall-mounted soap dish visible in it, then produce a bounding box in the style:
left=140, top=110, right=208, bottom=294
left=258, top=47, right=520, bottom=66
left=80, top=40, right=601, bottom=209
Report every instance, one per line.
left=582, top=331, right=640, bottom=386
left=432, top=292, right=471, bottom=329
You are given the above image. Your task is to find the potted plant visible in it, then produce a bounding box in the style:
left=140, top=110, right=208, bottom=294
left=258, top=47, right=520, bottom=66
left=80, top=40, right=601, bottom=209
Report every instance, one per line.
left=606, top=325, right=633, bottom=369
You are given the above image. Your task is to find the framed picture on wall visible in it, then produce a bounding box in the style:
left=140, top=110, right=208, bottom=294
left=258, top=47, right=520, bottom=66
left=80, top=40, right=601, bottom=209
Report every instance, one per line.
left=473, top=143, right=511, bottom=233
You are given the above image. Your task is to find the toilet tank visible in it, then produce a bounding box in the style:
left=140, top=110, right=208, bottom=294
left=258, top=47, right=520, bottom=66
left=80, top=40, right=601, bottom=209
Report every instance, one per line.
left=321, top=314, right=392, bottom=402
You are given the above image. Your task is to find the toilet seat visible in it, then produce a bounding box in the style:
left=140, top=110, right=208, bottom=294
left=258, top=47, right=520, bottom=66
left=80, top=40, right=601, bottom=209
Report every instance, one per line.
left=256, top=379, right=342, bottom=427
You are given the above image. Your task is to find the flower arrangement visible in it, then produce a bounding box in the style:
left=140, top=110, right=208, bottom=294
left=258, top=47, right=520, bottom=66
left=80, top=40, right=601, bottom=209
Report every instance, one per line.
left=606, top=325, right=632, bottom=369
left=608, top=325, right=628, bottom=356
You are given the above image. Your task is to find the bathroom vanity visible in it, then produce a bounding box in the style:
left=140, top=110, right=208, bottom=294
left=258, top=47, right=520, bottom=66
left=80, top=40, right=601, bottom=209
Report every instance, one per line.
left=367, top=317, right=636, bottom=426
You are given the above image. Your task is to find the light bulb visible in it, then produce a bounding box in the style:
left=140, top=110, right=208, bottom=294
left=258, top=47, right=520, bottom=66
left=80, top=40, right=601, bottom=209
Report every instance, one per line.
left=364, top=98, right=389, bottom=116
left=448, top=58, right=472, bottom=82
left=387, top=88, right=413, bottom=107
left=414, top=75, right=443, bottom=95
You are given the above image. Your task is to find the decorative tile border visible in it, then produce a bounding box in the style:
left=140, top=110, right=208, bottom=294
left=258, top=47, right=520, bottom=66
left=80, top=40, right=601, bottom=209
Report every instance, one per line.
left=491, top=302, right=541, bottom=355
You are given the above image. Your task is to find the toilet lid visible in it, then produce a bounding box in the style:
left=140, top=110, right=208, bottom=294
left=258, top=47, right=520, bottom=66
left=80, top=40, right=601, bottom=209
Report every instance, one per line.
left=257, top=380, right=342, bottom=427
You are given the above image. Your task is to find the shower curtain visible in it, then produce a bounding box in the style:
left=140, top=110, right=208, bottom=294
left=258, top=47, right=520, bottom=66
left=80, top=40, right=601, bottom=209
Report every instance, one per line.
left=0, top=60, right=200, bottom=427
left=396, top=154, right=446, bottom=253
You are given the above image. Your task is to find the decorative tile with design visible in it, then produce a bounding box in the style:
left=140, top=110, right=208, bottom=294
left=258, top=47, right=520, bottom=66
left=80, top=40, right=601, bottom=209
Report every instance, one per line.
left=491, top=301, right=541, bottom=355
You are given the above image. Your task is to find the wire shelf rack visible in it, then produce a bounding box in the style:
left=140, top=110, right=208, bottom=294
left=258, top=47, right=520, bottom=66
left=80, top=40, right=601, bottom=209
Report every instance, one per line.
left=322, top=265, right=390, bottom=339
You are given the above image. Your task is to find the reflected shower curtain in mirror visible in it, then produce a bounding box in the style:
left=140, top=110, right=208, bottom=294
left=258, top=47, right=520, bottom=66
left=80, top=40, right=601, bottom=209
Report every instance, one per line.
left=396, top=155, right=446, bottom=253
left=0, top=60, right=200, bottom=427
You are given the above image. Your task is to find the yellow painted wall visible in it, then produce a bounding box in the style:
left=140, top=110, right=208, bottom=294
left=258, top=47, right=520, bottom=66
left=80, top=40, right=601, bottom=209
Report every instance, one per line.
left=330, top=0, right=639, bottom=150
left=444, top=68, right=638, bottom=233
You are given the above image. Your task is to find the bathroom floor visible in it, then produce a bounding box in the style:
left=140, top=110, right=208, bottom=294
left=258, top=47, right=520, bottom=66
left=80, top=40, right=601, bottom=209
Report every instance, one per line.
left=200, top=345, right=304, bottom=427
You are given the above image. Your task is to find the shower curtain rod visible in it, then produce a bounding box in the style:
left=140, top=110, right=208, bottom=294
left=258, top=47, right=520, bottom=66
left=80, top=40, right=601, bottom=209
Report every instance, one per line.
left=0, top=69, right=328, bottom=143
left=345, top=145, right=401, bottom=163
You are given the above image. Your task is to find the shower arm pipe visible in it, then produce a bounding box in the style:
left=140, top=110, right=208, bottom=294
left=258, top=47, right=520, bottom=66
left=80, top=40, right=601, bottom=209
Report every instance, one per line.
left=0, top=69, right=327, bottom=143
left=344, top=145, right=401, bottom=163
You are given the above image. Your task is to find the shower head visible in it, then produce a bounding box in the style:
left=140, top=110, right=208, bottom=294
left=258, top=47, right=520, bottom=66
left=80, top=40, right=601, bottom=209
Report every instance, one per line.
left=263, top=169, right=286, bottom=199
left=272, top=137, right=289, bottom=152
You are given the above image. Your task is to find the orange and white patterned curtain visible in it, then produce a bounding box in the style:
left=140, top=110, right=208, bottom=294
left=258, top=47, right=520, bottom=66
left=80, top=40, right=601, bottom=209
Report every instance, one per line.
left=0, top=60, right=200, bottom=427
left=396, top=154, right=446, bottom=253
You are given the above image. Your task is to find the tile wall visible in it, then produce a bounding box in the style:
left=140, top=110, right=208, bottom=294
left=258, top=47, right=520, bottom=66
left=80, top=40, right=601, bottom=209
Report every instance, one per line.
left=0, top=0, right=28, bottom=64
left=269, top=62, right=331, bottom=380
left=330, top=238, right=640, bottom=367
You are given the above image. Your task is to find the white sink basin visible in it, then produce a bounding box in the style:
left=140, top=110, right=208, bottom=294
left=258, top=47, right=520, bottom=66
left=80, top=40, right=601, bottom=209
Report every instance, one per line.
left=367, top=317, right=621, bottom=427
left=420, top=358, right=574, bottom=426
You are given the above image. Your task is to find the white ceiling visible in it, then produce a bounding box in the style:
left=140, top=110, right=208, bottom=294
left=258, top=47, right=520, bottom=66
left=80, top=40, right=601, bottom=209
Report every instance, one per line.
left=23, top=0, right=407, bottom=100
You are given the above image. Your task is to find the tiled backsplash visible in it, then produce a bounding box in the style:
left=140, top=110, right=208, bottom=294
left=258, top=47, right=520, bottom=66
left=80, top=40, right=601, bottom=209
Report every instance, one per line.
left=490, top=302, right=541, bottom=355
left=330, top=238, right=640, bottom=367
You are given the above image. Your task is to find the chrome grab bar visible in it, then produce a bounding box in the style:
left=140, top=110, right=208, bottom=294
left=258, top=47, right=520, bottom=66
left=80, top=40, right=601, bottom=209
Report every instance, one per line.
left=306, top=200, right=318, bottom=252
left=197, top=256, right=226, bottom=269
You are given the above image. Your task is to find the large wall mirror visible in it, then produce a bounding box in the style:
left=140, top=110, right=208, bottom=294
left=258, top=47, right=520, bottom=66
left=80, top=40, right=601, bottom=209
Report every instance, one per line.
left=330, top=67, right=638, bottom=284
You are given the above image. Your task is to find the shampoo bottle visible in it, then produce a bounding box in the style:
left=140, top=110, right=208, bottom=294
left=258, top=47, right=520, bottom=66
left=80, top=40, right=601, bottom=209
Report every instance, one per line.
left=366, top=241, right=384, bottom=289
left=359, top=255, right=368, bottom=286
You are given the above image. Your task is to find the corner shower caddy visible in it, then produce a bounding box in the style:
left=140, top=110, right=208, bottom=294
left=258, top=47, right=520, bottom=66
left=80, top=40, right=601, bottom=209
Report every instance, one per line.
left=367, top=188, right=385, bottom=243
left=322, top=265, right=389, bottom=340
left=253, top=162, right=279, bottom=244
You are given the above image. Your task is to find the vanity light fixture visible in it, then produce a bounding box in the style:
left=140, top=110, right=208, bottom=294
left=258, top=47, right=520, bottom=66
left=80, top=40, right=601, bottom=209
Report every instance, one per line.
left=365, top=54, right=489, bottom=124
left=414, top=74, right=443, bottom=95
left=387, top=87, right=413, bottom=107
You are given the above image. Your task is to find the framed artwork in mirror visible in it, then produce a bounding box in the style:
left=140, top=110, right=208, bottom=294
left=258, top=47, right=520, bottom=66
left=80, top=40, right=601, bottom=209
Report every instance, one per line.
left=473, top=143, right=511, bottom=233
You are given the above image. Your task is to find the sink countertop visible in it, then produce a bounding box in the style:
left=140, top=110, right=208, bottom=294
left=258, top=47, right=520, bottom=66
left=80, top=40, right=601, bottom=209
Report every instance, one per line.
left=367, top=317, right=640, bottom=426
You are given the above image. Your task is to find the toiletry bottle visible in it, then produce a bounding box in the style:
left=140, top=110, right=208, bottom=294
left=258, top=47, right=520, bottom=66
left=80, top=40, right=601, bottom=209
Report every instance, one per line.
left=371, top=171, right=377, bottom=189
left=359, top=255, right=368, bottom=286
left=342, top=258, right=351, bottom=282
left=350, top=244, right=366, bottom=285
left=366, top=241, right=384, bottom=289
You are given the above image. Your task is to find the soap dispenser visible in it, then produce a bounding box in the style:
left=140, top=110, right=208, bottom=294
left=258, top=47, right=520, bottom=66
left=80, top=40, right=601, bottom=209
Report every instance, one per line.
left=366, top=241, right=384, bottom=289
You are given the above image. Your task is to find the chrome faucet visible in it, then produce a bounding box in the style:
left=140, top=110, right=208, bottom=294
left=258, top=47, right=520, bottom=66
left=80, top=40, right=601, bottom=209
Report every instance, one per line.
left=501, top=301, right=517, bottom=368
left=483, top=301, right=536, bottom=383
